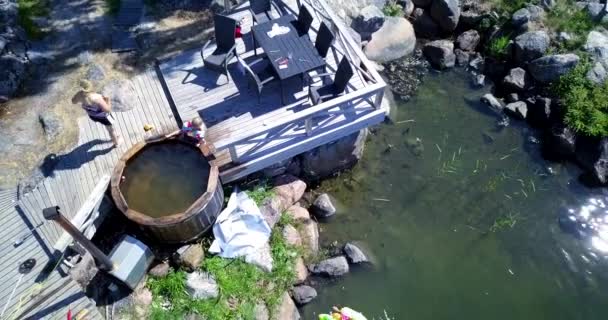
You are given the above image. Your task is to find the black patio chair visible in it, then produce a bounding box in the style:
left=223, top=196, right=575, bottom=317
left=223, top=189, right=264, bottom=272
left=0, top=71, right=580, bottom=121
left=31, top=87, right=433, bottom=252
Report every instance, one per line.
left=295, top=4, right=313, bottom=37
left=250, top=0, right=282, bottom=24
left=200, top=14, right=237, bottom=84
left=308, top=57, right=353, bottom=105
left=237, top=55, right=278, bottom=103
left=315, top=22, right=335, bottom=59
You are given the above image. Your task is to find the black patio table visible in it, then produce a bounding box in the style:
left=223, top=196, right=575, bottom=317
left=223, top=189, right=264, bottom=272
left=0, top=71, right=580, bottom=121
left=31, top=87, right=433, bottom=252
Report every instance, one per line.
left=251, top=14, right=326, bottom=104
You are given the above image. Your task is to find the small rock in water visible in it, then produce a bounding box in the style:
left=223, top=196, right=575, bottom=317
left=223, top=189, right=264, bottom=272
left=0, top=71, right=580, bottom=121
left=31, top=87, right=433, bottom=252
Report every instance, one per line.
left=185, top=271, right=219, bottom=299
left=472, top=74, right=485, bottom=87
left=291, top=285, right=317, bottom=305
left=311, top=193, right=337, bottom=219
left=480, top=93, right=504, bottom=114
left=343, top=242, right=371, bottom=264
left=309, top=256, right=349, bottom=277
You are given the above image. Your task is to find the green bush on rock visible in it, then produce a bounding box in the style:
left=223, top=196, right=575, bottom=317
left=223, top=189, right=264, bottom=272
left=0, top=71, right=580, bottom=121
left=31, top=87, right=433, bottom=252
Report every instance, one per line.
left=486, top=35, right=511, bottom=60
left=382, top=0, right=403, bottom=17
left=552, top=61, right=608, bottom=137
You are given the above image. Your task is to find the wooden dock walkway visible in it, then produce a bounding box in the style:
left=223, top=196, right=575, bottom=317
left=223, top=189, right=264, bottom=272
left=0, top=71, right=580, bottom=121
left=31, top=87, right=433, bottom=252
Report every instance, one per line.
left=158, top=0, right=387, bottom=183
left=0, top=68, right=176, bottom=319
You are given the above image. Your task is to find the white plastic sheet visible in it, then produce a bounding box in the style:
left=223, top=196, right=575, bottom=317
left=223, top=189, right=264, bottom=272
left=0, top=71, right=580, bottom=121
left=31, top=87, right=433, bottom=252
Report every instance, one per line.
left=209, top=191, right=273, bottom=271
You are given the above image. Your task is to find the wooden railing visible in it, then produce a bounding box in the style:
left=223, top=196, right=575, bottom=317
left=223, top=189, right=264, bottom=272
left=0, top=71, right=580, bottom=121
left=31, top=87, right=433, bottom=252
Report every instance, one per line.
left=217, top=0, right=386, bottom=163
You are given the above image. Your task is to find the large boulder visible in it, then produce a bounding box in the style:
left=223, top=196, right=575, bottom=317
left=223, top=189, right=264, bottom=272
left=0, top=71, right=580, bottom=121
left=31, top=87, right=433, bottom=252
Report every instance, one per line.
left=286, top=205, right=310, bottom=222
left=528, top=54, right=580, bottom=83
left=364, top=17, right=416, bottom=62
left=502, top=67, right=530, bottom=92
left=412, top=8, right=441, bottom=39
left=455, top=30, right=480, bottom=51
left=299, top=220, right=320, bottom=255
left=511, top=5, right=544, bottom=31
left=351, top=5, right=385, bottom=40
left=0, top=54, right=26, bottom=97
left=276, top=292, right=301, bottom=320
left=101, top=79, right=138, bottom=112
left=291, top=285, right=317, bottom=305
left=514, top=31, right=550, bottom=63
left=430, top=0, right=461, bottom=32
left=282, top=224, right=302, bottom=247
left=310, top=193, right=337, bottom=219
left=587, top=61, right=607, bottom=84
left=584, top=30, right=608, bottom=83
left=309, top=256, right=350, bottom=277
left=294, top=257, right=309, bottom=284
left=185, top=272, right=219, bottom=299
left=300, top=129, right=368, bottom=180
left=423, top=40, right=456, bottom=69
left=260, top=175, right=306, bottom=228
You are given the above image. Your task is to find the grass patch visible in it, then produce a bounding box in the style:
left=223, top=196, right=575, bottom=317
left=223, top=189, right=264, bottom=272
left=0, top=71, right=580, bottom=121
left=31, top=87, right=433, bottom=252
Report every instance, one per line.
left=489, top=212, right=521, bottom=232
left=17, top=0, right=49, bottom=39
left=486, top=35, right=511, bottom=60
left=147, top=227, right=298, bottom=319
left=104, top=0, right=121, bottom=15
left=382, top=0, right=403, bottom=17
left=545, top=0, right=597, bottom=50
left=245, top=181, right=275, bottom=206
left=552, top=60, right=608, bottom=136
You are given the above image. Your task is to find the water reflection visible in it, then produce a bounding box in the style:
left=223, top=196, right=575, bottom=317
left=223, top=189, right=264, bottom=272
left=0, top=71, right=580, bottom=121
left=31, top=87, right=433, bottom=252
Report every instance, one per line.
left=560, top=197, right=608, bottom=253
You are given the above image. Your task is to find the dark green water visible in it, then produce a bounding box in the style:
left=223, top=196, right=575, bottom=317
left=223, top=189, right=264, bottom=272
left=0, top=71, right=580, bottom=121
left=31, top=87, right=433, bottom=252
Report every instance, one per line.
left=301, top=70, right=608, bottom=319
left=121, top=142, right=210, bottom=217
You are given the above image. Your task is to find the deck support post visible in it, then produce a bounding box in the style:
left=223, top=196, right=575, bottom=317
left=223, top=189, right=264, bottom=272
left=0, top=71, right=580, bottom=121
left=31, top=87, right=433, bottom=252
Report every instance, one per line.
left=373, top=89, right=384, bottom=109
left=229, top=145, right=239, bottom=164
left=305, top=118, right=313, bottom=136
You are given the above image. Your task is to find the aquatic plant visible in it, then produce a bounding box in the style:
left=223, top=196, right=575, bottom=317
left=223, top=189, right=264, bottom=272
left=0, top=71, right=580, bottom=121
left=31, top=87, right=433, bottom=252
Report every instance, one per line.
left=552, top=61, right=608, bottom=137
left=383, top=0, right=403, bottom=17
left=489, top=212, right=520, bottom=232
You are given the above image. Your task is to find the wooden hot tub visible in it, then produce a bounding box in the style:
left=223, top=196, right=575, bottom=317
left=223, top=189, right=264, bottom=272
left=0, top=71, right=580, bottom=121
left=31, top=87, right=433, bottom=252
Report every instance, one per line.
left=111, top=136, right=224, bottom=243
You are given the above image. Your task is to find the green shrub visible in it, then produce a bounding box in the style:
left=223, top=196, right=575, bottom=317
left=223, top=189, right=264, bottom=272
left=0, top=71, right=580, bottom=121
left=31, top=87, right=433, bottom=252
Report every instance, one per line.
left=17, top=0, right=48, bottom=39
left=552, top=61, right=608, bottom=137
left=486, top=35, right=511, bottom=60
left=104, top=0, right=121, bottom=14
left=545, top=0, right=596, bottom=50
left=383, top=0, right=403, bottom=17
left=245, top=181, right=275, bottom=206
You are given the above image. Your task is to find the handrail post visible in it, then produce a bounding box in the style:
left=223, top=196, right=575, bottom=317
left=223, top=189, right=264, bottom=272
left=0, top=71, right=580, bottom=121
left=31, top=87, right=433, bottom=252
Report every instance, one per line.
left=229, top=145, right=239, bottom=164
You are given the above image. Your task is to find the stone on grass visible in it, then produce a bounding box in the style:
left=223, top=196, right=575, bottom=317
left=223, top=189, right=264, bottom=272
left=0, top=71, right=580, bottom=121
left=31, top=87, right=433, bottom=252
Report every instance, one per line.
left=282, top=224, right=302, bottom=247
left=423, top=40, right=455, bottom=69
left=343, top=242, right=370, bottom=264
left=291, top=285, right=317, bottom=305
left=587, top=61, right=607, bottom=84
left=245, top=242, right=273, bottom=272
left=413, top=8, right=441, bottom=39
left=294, top=257, right=308, bottom=284
left=364, top=17, right=416, bottom=63
left=254, top=302, right=270, bottom=320
left=286, top=205, right=310, bottom=222
left=430, top=0, right=460, bottom=32
left=148, top=261, right=170, bottom=278
left=185, top=271, right=219, bottom=299
left=175, top=243, right=204, bottom=272
left=502, top=67, right=530, bottom=92
left=456, top=30, right=480, bottom=51
left=276, top=292, right=301, bottom=320
left=528, top=53, right=580, bottom=83
left=299, top=220, right=320, bottom=255
left=309, top=256, right=350, bottom=277
left=514, top=31, right=550, bottom=63
left=311, top=193, right=337, bottom=219
left=504, top=101, right=528, bottom=120
left=351, top=5, right=385, bottom=40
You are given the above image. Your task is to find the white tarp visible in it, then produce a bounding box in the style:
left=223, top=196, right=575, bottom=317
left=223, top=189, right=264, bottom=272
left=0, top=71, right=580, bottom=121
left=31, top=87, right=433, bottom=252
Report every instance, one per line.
left=209, top=191, right=273, bottom=271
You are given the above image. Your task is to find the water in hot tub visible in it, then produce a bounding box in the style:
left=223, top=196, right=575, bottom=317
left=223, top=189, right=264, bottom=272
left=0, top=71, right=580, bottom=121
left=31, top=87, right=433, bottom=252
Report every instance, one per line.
left=120, top=142, right=211, bottom=218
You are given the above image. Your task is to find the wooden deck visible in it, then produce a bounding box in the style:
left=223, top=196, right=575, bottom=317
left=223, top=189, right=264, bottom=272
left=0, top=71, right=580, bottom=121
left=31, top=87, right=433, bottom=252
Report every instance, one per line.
left=0, top=69, right=176, bottom=319
left=158, top=0, right=387, bottom=183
